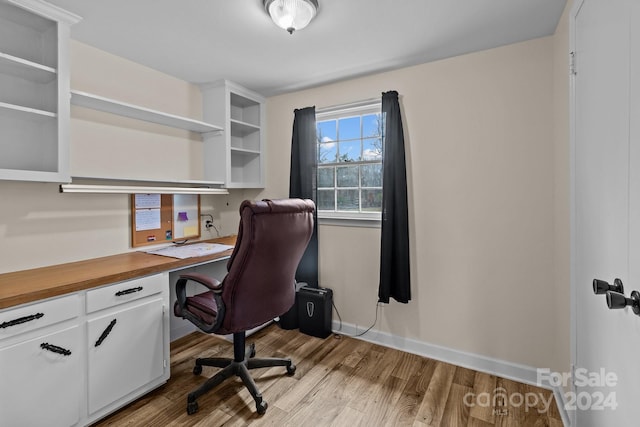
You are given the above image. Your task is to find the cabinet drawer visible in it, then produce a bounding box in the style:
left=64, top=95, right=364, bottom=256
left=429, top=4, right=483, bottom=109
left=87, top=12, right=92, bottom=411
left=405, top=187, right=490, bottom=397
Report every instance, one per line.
left=0, top=294, right=80, bottom=341
left=86, top=273, right=166, bottom=313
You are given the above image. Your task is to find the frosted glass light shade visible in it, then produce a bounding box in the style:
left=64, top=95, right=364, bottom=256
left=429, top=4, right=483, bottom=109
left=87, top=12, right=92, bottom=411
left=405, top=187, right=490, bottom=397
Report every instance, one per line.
left=264, top=0, right=318, bottom=34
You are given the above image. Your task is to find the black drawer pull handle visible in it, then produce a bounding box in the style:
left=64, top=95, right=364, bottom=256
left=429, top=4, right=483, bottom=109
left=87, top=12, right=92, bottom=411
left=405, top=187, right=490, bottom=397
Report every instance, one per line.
left=115, top=286, right=143, bottom=297
left=0, top=312, right=44, bottom=329
left=95, top=319, right=117, bottom=347
left=40, top=342, right=72, bottom=356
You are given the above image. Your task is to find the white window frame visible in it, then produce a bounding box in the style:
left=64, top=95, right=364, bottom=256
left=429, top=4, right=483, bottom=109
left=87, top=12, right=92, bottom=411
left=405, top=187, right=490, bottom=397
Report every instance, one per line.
left=316, top=99, right=382, bottom=228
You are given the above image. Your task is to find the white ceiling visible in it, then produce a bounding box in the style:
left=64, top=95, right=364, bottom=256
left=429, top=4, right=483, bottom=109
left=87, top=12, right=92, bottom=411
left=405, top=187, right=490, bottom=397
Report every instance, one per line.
left=46, top=0, right=567, bottom=97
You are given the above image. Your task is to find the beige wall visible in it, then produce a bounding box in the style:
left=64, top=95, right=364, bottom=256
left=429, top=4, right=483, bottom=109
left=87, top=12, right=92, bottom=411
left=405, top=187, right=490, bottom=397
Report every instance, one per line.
left=263, top=35, right=568, bottom=371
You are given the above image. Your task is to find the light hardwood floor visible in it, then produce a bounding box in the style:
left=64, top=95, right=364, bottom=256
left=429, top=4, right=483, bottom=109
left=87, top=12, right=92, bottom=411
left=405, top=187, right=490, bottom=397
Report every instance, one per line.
left=93, top=325, right=564, bottom=426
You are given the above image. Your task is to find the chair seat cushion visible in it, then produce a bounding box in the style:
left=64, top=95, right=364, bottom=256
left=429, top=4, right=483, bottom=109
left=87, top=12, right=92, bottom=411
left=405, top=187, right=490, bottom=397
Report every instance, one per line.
left=174, top=291, right=219, bottom=326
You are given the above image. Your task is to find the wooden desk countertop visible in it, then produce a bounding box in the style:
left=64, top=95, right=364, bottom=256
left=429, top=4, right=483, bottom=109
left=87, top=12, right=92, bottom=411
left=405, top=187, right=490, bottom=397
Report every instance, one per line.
left=0, top=235, right=236, bottom=310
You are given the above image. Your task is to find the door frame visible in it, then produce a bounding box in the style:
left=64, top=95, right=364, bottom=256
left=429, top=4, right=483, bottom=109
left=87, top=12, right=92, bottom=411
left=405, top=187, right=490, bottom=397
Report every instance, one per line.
left=569, top=1, right=585, bottom=426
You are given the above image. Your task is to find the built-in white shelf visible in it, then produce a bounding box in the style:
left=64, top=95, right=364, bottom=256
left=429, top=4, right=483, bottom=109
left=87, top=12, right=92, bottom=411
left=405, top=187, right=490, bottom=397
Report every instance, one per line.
left=0, top=52, right=57, bottom=83
left=70, top=90, right=223, bottom=134
left=0, top=101, right=56, bottom=119
left=0, top=0, right=79, bottom=183
left=71, top=175, right=226, bottom=187
left=230, top=119, right=260, bottom=137
left=230, top=147, right=261, bottom=155
left=202, top=80, right=265, bottom=188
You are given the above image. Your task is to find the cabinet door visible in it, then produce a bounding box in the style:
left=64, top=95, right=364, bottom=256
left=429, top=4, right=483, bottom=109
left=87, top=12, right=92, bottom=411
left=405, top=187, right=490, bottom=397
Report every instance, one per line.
left=87, top=297, right=165, bottom=414
left=0, top=325, right=81, bottom=427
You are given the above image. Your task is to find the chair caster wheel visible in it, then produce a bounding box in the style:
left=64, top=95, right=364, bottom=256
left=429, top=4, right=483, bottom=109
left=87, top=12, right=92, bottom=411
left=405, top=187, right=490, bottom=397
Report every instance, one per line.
left=187, top=400, right=199, bottom=415
left=256, top=399, right=268, bottom=415
left=286, top=363, right=296, bottom=375
left=193, top=365, right=202, bottom=375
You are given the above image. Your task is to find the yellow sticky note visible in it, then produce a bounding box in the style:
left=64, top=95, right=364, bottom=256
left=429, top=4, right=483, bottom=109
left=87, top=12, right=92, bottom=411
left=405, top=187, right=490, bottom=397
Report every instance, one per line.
left=184, top=225, right=198, bottom=237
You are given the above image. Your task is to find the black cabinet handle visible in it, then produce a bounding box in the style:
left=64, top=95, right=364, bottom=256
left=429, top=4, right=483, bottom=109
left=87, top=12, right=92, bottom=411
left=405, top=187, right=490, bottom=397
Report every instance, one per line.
left=115, top=286, right=143, bottom=297
left=0, top=312, right=44, bottom=329
left=95, top=319, right=117, bottom=347
left=40, top=342, right=72, bottom=356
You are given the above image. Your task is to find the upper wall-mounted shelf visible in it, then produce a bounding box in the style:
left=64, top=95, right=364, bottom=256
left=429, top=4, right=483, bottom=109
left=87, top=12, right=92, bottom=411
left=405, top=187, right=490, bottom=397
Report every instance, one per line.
left=70, top=90, right=223, bottom=134
left=0, top=52, right=57, bottom=83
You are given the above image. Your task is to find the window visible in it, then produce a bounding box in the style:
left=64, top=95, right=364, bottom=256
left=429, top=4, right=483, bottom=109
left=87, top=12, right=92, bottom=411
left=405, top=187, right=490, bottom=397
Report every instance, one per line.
left=316, top=101, right=383, bottom=224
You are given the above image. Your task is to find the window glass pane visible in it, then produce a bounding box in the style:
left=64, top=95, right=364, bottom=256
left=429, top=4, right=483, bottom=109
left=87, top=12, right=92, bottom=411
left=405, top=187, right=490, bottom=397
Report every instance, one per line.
left=338, top=140, right=361, bottom=162
left=362, top=138, right=382, bottom=161
left=318, top=167, right=335, bottom=188
left=317, top=190, right=335, bottom=210
left=317, top=120, right=337, bottom=142
left=361, top=163, right=382, bottom=187
left=362, top=113, right=382, bottom=137
left=337, top=189, right=359, bottom=211
left=338, top=116, right=360, bottom=140
left=315, top=103, right=382, bottom=216
left=337, top=166, right=358, bottom=187
left=362, top=189, right=382, bottom=211
left=319, top=142, right=337, bottom=164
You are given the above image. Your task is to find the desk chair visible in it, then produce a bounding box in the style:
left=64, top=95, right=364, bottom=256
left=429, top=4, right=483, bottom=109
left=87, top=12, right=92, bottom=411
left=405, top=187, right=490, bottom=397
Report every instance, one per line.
left=174, top=198, right=314, bottom=415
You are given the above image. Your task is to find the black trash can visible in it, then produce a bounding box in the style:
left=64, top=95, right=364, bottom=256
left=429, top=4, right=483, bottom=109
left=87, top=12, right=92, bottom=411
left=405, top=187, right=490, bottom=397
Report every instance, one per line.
left=297, top=286, right=333, bottom=338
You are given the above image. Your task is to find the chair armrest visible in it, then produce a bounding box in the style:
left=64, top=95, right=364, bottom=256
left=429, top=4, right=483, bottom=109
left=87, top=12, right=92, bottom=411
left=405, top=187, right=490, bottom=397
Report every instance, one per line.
left=175, top=273, right=222, bottom=317
left=178, top=273, right=222, bottom=292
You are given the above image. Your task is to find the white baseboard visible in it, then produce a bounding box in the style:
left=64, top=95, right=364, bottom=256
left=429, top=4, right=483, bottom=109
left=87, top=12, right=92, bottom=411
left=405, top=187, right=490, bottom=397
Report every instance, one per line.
left=332, top=320, right=570, bottom=426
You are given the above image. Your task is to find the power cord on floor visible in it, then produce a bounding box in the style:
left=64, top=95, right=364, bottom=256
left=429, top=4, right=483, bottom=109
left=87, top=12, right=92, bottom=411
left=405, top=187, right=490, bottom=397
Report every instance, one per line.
left=332, top=299, right=383, bottom=338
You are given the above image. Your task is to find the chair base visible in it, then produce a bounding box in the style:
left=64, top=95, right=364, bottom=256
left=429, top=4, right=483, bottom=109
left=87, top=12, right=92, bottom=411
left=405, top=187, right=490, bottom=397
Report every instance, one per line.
left=186, top=332, right=296, bottom=415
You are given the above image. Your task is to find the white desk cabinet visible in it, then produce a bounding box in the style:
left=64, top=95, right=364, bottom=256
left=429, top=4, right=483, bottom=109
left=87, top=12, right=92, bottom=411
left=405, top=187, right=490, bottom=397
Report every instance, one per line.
left=86, top=275, right=168, bottom=417
left=0, top=272, right=169, bottom=426
left=0, top=294, right=82, bottom=427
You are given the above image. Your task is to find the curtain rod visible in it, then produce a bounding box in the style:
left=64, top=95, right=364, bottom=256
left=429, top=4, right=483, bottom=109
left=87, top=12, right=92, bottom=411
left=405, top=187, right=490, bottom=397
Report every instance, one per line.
left=315, top=97, right=381, bottom=115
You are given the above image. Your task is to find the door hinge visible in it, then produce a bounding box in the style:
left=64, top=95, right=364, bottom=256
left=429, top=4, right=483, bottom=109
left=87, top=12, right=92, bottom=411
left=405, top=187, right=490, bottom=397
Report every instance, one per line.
left=570, top=51, right=577, bottom=75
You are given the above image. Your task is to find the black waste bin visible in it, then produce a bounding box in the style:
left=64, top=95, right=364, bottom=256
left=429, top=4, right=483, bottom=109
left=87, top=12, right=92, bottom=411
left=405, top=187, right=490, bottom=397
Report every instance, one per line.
left=297, top=286, right=333, bottom=338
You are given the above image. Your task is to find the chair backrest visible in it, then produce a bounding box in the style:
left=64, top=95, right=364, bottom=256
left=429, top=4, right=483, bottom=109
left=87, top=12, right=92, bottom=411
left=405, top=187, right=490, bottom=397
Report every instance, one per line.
left=220, top=198, right=314, bottom=333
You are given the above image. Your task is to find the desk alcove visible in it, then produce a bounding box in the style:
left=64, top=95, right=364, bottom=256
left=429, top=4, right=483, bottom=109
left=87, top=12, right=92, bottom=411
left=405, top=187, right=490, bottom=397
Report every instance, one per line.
left=0, top=236, right=240, bottom=426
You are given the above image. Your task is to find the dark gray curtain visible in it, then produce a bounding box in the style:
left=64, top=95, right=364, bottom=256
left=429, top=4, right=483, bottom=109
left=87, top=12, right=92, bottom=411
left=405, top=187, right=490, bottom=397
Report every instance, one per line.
left=378, top=91, right=411, bottom=303
left=289, top=106, right=318, bottom=287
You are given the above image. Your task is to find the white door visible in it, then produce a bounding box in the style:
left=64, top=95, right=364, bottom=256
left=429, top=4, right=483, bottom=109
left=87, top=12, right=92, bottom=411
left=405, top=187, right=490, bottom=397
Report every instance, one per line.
left=573, top=0, right=640, bottom=425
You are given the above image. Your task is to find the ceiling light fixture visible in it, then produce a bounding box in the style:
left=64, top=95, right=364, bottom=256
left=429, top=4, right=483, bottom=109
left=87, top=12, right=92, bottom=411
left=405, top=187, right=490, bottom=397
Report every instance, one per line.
left=263, top=0, right=318, bottom=34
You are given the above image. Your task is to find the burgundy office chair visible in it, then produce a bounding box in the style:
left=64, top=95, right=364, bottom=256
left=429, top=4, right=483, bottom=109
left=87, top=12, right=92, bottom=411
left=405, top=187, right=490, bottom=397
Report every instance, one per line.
left=174, top=198, right=314, bottom=415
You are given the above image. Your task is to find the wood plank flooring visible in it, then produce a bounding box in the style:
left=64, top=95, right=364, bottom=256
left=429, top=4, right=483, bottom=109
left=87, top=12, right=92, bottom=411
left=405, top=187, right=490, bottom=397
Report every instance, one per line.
left=92, top=325, right=564, bottom=426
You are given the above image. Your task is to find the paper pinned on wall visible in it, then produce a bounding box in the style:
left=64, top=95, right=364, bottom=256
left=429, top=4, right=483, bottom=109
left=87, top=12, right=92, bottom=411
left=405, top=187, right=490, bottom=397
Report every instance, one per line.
left=135, top=208, right=161, bottom=231
left=134, top=193, right=161, bottom=209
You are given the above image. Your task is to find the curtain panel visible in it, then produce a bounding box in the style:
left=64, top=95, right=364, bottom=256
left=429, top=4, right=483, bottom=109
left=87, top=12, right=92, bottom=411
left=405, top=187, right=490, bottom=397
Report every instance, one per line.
left=289, top=106, right=319, bottom=287
left=378, top=91, right=411, bottom=303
